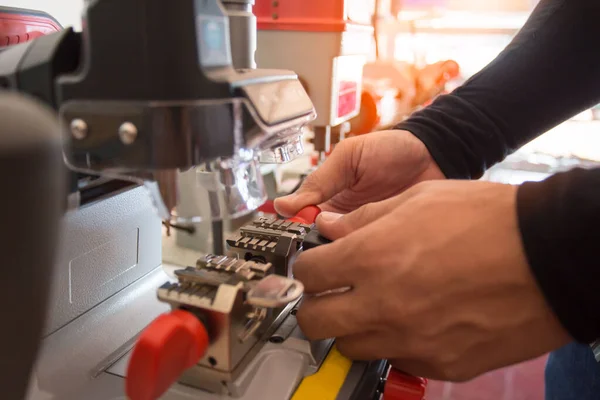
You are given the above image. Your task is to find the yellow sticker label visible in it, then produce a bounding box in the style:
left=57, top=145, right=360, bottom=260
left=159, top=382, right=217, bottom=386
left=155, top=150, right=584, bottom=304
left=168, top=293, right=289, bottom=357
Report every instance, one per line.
left=291, top=346, right=352, bottom=400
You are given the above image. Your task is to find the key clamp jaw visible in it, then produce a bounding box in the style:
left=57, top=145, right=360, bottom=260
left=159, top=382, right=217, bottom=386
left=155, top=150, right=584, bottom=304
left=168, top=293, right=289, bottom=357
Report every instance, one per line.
left=126, top=207, right=320, bottom=400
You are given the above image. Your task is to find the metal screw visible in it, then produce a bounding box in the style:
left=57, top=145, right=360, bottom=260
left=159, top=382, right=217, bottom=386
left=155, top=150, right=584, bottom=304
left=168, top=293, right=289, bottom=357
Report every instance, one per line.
left=272, top=0, right=279, bottom=6
left=70, top=119, right=88, bottom=140
left=118, top=122, right=138, bottom=145
left=269, top=335, right=284, bottom=344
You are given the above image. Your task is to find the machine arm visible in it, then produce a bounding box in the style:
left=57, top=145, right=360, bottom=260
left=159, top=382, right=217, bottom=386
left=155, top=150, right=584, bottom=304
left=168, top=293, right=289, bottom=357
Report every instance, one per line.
left=0, top=0, right=316, bottom=223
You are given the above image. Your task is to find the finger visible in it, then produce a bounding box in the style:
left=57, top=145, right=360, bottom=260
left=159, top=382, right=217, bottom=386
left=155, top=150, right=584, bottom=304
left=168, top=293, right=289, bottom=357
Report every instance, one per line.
left=294, top=188, right=425, bottom=292
left=389, top=359, right=449, bottom=381
left=274, top=139, right=360, bottom=217
left=316, top=188, right=424, bottom=240
left=316, top=197, right=400, bottom=240
left=297, top=291, right=371, bottom=340
left=336, top=332, right=394, bottom=361
left=336, top=336, right=445, bottom=379
left=292, top=239, right=356, bottom=294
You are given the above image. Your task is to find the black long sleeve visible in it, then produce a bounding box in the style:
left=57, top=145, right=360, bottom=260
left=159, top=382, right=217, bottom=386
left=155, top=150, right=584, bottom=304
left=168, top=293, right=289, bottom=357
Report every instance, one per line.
left=396, top=0, right=600, bottom=342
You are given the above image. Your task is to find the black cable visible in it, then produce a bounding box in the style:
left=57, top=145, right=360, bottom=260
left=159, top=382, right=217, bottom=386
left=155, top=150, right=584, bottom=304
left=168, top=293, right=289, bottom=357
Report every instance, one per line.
left=212, top=221, right=224, bottom=255
left=162, top=221, right=195, bottom=234
left=288, top=176, right=306, bottom=195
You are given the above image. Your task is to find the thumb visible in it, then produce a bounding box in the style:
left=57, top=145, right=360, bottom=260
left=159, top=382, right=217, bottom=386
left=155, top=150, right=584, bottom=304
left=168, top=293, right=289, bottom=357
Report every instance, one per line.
left=274, top=139, right=360, bottom=217
left=316, top=197, right=398, bottom=240
left=316, top=187, right=423, bottom=240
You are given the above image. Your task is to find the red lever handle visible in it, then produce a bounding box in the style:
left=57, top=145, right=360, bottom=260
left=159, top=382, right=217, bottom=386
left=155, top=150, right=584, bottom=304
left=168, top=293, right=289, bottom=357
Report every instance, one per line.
left=126, top=310, right=209, bottom=400
left=288, top=205, right=321, bottom=224
left=383, top=368, right=427, bottom=400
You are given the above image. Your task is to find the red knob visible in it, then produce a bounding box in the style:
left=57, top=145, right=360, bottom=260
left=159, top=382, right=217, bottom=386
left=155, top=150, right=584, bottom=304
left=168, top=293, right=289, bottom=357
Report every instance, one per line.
left=126, top=310, right=209, bottom=400
left=288, top=205, right=322, bottom=224
left=383, top=369, right=427, bottom=400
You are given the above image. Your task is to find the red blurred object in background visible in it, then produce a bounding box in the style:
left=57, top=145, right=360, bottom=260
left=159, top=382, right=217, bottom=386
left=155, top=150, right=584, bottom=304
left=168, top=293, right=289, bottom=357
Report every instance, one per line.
left=350, top=60, right=460, bottom=136
left=254, top=0, right=373, bottom=31
left=0, top=7, right=61, bottom=48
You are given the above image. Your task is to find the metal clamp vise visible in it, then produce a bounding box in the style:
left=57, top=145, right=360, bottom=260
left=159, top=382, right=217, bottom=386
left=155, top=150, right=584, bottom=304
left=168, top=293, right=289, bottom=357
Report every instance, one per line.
left=126, top=207, right=325, bottom=400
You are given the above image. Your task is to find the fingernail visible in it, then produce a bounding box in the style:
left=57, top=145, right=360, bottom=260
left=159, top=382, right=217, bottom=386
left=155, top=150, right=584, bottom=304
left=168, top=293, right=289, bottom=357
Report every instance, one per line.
left=319, top=211, right=343, bottom=223
left=275, top=195, right=295, bottom=206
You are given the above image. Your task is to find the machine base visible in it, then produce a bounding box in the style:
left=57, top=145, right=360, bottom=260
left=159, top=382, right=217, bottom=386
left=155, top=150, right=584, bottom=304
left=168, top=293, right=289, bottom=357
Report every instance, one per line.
left=27, top=264, right=388, bottom=400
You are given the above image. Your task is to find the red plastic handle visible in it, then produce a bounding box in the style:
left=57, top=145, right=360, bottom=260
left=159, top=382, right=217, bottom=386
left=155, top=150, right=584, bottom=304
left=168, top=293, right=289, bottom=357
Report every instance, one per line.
left=383, top=369, right=427, bottom=400
left=257, top=200, right=277, bottom=215
left=126, top=310, right=209, bottom=400
left=288, top=205, right=321, bottom=224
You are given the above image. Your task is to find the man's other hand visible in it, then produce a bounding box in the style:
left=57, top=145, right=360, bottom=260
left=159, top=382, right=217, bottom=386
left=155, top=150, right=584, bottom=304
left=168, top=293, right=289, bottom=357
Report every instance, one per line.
left=293, top=180, right=570, bottom=381
left=274, top=130, right=445, bottom=217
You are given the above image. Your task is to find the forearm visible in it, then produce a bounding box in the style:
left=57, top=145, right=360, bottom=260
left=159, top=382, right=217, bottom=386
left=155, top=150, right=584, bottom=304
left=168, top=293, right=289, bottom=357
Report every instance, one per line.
left=518, top=168, right=600, bottom=343
left=397, top=0, right=600, bottom=179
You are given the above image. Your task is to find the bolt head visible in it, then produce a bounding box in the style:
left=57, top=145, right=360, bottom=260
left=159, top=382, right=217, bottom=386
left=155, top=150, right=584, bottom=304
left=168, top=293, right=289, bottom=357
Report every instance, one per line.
left=118, top=122, right=138, bottom=145
left=70, top=119, right=87, bottom=140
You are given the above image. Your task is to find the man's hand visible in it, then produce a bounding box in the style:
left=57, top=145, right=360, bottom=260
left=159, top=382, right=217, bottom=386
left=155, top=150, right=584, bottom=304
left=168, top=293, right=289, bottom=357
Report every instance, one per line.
left=274, top=130, right=445, bottom=217
left=293, top=180, right=570, bottom=381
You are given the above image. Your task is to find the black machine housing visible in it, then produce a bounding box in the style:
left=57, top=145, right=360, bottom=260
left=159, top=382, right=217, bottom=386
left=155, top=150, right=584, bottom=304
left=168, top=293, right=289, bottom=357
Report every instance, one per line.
left=0, top=0, right=315, bottom=206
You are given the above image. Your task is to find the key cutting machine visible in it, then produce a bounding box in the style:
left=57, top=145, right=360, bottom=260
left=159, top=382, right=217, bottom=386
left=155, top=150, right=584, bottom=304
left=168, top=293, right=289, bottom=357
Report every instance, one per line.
left=253, top=0, right=375, bottom=163
left=0, top=2, right=426, bottom=400
left=123, top=207, right=427, bottom=400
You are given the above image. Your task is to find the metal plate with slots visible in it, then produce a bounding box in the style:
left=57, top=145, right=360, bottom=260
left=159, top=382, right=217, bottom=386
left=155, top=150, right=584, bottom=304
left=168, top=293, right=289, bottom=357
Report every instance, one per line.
left=227, top=216, right=312, bottom=253
left=167, top=256, right=304, bottom=310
